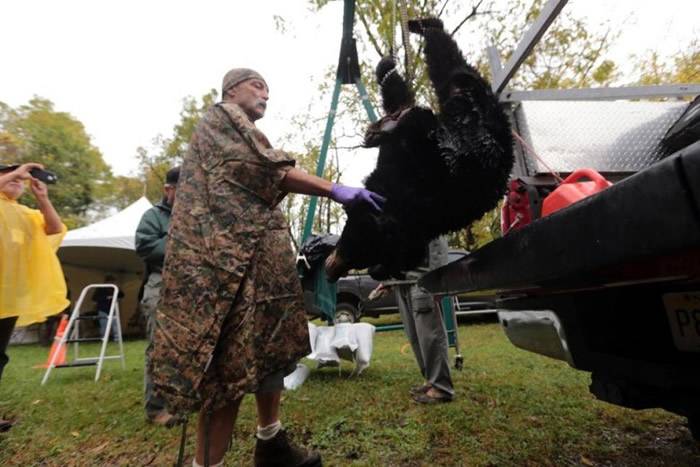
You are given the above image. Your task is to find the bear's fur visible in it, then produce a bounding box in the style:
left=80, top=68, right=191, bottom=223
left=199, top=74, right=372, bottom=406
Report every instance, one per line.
left=329, top=18, right=514, bottom=281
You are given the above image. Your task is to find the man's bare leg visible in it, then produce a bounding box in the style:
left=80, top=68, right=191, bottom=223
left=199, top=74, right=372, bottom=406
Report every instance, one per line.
left=255, top=390, right=281, bottom=427
left=195, top=398, right=242, bottom=466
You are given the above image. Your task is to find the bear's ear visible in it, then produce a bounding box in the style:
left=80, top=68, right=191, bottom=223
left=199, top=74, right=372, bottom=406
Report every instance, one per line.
left=376, top=56, right=414, bottom=114
left=376, top=56, right=397, bottom=84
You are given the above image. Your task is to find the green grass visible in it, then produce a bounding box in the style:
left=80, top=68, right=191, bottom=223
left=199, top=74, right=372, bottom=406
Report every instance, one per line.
left=1, top=323, right=698, bottom=466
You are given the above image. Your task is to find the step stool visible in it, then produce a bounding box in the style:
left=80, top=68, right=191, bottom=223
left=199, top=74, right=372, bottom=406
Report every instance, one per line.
left=41, top=283, right=126, bottom=384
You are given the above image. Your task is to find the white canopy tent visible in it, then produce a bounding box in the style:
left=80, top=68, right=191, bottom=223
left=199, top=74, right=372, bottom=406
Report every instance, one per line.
left=58, top=197, right=153, bottom=336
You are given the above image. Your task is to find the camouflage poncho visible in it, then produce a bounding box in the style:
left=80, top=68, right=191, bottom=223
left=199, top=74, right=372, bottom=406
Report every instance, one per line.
left=149, top=102, right=310, bottom=416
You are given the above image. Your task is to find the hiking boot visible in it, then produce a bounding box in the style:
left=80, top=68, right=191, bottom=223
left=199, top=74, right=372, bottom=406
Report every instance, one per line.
left=0, top=419, right=12, bottom=432
left=324, top=250, right=350, bottom=283
left=254, top=430, right=322, bottom=467
left=409, top=383, right=431, bottom=396
left=412, top=388, right=453, bottom=405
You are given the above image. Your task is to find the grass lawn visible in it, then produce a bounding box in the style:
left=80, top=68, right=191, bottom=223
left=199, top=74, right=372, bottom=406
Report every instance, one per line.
left=1, top=321, right=698, bottom=466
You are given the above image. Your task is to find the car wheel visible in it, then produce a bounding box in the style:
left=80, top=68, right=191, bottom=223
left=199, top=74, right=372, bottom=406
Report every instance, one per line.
left=334, top=303, right=358, bottom=324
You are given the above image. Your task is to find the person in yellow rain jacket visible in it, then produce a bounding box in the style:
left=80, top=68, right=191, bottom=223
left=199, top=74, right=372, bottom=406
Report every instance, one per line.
left=0, top=162, right=68, bottom=431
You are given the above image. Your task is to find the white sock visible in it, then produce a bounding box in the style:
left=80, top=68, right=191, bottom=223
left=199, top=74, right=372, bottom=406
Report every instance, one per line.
left=256, top=420, right=282, bottom=440
left=192, top=459, right=224, bottom=467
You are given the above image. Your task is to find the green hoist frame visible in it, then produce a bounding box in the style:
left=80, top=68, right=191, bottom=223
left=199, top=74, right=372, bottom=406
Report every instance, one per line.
left=300, top=0, right=377, bottom=323
left=301, top=0, right=377, bottom=244
left=300, top=2, right=457, bottom=354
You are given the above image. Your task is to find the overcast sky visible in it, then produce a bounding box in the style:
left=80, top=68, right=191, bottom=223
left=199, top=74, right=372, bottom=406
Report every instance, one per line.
left=1, top=0, right=697, bottom=186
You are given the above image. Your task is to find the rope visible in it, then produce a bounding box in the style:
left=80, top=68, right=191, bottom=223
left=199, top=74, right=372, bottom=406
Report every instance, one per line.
left=389, top=0, right=396, bottom=56
left=398, top=0, right=412, bottom=78
left=511, top=130, right=564, bottom=184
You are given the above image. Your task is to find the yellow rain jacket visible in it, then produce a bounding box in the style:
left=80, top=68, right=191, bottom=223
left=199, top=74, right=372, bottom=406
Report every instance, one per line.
left=0, top=193, right=69, bottom=326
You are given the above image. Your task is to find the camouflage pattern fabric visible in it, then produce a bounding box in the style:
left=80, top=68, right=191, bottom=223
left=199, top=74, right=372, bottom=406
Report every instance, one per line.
left=149, top=102, right=310, bottom=417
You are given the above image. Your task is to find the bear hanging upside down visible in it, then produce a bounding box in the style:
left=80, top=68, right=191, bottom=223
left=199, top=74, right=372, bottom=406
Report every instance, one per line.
left=325, top=17, right=515, bottom=281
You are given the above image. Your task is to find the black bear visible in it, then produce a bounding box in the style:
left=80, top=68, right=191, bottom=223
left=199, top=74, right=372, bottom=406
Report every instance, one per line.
left=326, top=18, right=514, bottom=281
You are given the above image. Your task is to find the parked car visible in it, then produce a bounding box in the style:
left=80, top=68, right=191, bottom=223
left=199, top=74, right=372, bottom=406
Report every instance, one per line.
left=334, top=250, right=497, bottom=323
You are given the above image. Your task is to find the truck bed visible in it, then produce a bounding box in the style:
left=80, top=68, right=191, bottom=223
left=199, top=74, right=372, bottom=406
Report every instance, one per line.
left=420, top=141, right=700, bottom=297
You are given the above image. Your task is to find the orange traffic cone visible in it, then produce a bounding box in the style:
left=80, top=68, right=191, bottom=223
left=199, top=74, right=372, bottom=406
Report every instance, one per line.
left=36, top=315, right=68, bottom=368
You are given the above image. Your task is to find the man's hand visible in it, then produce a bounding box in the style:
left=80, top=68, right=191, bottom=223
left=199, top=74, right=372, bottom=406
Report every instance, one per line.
left=330, top=183, right=386, bottom=212
left=30, top=178, right=49, bottom=200
left=25, top=175, right=63, bottom=235
left=12, top=162, right=44, bottom=181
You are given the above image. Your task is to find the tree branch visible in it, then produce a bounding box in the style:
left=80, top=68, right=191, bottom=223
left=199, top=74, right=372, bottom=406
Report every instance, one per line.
left=577, top=28, right=611, bottom=87
left=450, top=0, right=486, bottom=37
left=438, top=0, right=450, bottom=18
left=357, top=6, right=385, bottom=58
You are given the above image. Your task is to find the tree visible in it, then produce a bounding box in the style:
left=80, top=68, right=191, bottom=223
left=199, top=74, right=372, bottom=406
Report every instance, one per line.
left=0, top=97, right=113, bottom=228
left=634, top=39, right=699, bottom=86
left=98, top=175, right=145, bottom=211
left=136, top=89, right=218, bottom=203
left=482, top=0, right=619, bottom=88
left=307, top=0, right=620, bottom=251
left=278, top=118, right=345, bottom=246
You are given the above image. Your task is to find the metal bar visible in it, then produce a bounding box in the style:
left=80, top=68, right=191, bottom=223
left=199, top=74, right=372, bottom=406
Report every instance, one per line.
left=41, top=286, right=90, bottom=385
left=354, top=78, right=378, bottom=123
left=440, top=296, right=457, bottom=348
left=486, top=45, right=503, bottom=84
left=95, top=285, right=119, bottom=382
left=54, top=361, right=97, bottom=368
left=455, top=309, right=500, bottom=317
left=300, top=78, right=343, bottom=244
left=493, top=0, right=569, bottom=94
left=342, top=0, right=355, bottom=37
left=115, top=304, right=125, bottom=369
left=375, top=324, right=404, bottom=332
left=500, top=84, right=700, bottom=102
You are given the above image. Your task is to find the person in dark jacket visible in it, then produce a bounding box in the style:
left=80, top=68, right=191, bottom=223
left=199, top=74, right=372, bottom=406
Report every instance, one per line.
left=135, top=166, right=179, bottom=424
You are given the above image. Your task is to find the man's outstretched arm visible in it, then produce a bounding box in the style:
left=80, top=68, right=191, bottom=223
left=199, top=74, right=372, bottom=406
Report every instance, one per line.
left=280, top=167, right=333, bottom=197
left=280, top=167, right=385, bottom=212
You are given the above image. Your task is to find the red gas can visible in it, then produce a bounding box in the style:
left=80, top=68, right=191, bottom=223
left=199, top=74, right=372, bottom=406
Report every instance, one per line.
left=541, top=168, right=612, bottom=217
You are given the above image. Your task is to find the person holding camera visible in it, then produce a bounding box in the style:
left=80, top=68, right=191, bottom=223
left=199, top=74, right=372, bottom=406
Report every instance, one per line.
left=0, top=162, right=68, bottom=431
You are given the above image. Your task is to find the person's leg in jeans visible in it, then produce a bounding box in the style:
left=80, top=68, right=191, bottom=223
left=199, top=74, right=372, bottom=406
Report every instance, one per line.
left=0, top=316, right=18, bottom=381
left=411, top=235, right=454, bottom=401
left=411, top=291, right=454, bottom=399
left=97, top=310, right=108, bottom=339
left=396, top=284, right=429, bottom=384
left=98, top=308, right=121, bottom=341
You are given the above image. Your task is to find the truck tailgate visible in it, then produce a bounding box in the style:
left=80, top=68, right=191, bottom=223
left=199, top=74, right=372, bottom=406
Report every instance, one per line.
left=421, top=141, right=700, bottom=296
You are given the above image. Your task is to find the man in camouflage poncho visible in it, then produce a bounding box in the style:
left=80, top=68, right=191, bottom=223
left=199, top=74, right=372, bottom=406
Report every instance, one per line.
left=150, top=68, right=385, bottom=467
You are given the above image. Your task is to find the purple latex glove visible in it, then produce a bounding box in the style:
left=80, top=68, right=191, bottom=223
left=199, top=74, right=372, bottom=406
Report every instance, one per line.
left=330, top=183, right=386, bottom=212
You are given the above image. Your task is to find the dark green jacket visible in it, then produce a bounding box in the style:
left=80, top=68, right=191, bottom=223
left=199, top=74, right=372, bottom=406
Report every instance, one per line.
left=135, top=201, right=171, bottom=273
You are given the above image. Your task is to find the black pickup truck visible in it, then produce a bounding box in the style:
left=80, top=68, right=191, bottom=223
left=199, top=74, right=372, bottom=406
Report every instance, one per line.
left=420, top=98, right=700, bottom=440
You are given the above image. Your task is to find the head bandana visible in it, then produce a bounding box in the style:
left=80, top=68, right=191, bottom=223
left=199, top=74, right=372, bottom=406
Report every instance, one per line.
left=222, top=68, right=268, bottom=95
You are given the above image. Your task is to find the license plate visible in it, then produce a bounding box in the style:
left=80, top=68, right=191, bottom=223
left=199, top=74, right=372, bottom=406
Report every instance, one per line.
left=663, top=292, right=700, bottom=352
